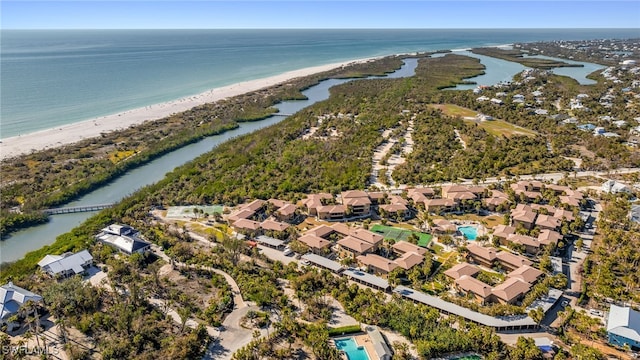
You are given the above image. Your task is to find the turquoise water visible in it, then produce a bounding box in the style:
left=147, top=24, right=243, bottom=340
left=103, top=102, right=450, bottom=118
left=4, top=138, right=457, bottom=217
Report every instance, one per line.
left=335, top=337, right=370, bottom=360
left=524, top=54, right=606, bottom=85
left=458, top=226, right=478, bottom=240
left=2, top=29, right=637, bottom=138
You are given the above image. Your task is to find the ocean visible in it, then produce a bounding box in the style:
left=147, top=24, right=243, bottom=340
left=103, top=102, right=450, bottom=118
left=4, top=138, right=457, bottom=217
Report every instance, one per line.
left=1, top=28, right=638, bottom=139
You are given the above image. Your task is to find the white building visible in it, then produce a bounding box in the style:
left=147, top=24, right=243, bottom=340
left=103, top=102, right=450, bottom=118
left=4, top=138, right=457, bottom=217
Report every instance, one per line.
left=96, top=224, right=151, bottom=255
left=0, top=282, right=43, bottom=332
left=38, top=249, right=93, bottom=278
left=601, top=180, right=632, bottom=194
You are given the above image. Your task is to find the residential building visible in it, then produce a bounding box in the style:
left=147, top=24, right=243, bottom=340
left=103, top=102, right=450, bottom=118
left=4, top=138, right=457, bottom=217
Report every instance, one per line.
left=96, top=224, right=151, bottom=255
left=337, top=236, right=375, bottom=257
left=316, top=204, right=347, bottom=221
left=491, top=278, right=531, bottom=305
left=511, top=204, right=537, bottom=230
left=444, top=263, right=480, bottom=280
left=538, top=229, right=563, bottom=248
left=357, top=254, right=398, bottom=275
left=392, top=241, right=427, bottom=257
left=394, top=252, right=424, bottom=270
left=423, top=198, right=456, bottom=213
left=535, top=214, right=561, bottom=231
left=455, top=275, right=493, bottom=304
left=507, top=265, right=544, bottom=284
left=260, top=219, right=290, bottom=232
left=38, top=249, right=93, bottom=278
left=297, top=234, right=332, bottom=254
left=275, top=203, right=298, bottom=222
left=466, top=243, right=497, bottom=267
left=606, top=305, right=640, bottom=350
left=232, top=219, right=262, bottom=233
left=602, top=180, right=632, bottom=194
left=495, top=251, right=533, bottom=271
left=492, top=225, right=516, bottom=246
left=507, top=234, right=543, bottom=255
left=0, top=282, right=43, bottom=332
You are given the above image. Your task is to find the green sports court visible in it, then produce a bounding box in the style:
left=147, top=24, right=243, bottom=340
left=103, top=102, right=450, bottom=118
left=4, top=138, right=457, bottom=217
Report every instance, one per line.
left=370, top=224, right=432, bottom=247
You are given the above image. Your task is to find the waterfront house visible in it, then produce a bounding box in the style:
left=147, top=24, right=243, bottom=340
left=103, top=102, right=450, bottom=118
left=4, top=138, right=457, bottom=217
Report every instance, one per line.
left=96, top=224, right=151, bottom=255
left=38, top=249, right=93, bottom=278
left=606, top=305, right=640, bottom=350
left=0, top=282, right=43, bottom=332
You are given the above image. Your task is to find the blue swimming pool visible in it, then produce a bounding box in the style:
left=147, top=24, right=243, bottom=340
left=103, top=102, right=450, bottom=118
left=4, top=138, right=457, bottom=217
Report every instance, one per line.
left=458, top=226, right=478, bottom=240
left=335, top=337, right=370, bottom=360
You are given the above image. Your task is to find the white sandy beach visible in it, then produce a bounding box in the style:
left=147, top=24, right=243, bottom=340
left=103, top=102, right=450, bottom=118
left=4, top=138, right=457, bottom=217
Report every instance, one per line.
left=0, top=57, right=379, bottom=161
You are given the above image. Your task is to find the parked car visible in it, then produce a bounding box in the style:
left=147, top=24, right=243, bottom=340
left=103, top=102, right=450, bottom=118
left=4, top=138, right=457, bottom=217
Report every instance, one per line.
left=561, top=300, right=570, bottom=307
left=283, top=247, right=293, bottom=256
left=300, top=259, right=310, bottom=266
left=589, top=309, right=604, bottom=317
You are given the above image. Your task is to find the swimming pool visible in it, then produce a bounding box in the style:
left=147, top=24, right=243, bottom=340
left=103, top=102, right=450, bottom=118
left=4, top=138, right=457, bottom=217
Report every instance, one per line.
left=334, top=337, right=370, bottom=360
left=458, top=226, right=478, bottom=240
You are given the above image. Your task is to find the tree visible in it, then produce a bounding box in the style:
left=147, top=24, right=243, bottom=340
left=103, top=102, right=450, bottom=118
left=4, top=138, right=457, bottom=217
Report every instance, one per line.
left=528, top=306, right=545, bottom=326
left=509, top=336, right=544, bottom=360
left=222, top=236, right=246, bottom=266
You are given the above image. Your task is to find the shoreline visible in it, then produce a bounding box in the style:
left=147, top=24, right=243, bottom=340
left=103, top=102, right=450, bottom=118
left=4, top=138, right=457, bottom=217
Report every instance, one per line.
left=0, top=56, right=380, bottom=161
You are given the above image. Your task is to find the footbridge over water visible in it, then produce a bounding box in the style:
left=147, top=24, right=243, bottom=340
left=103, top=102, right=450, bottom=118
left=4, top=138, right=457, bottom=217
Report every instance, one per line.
left=44, top=203, right=114, bottom=215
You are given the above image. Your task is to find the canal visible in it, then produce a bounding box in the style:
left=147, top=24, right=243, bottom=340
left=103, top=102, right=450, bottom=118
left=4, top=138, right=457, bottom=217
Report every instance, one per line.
left=0, top=58, right=418, bottom=263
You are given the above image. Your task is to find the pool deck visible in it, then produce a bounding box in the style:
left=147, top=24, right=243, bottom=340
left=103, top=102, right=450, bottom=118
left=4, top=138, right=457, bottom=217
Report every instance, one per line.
left=353, top=334, right=378, bottom=360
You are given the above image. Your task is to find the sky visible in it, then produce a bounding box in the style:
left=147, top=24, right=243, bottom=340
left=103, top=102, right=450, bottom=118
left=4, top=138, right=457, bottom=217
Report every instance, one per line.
left=2, top=1, right=640, bottom=29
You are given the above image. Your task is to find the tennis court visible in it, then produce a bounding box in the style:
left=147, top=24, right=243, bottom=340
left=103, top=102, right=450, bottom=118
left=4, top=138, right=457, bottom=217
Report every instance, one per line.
left=166, top=205, right=224, bottom=218
left=370, top=224, right=432, bottom=247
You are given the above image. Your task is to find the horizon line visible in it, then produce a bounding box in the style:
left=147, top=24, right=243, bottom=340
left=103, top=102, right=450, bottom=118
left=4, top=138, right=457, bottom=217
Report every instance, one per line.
left=3, top=27, right=640, bottom=30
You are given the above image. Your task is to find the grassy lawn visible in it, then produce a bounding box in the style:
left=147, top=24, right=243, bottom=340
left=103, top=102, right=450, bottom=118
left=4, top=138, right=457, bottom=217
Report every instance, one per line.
left=475, top=119, right=538, bottom=138
left=429, top=103, right=537, bottom=138
left=370, top=224, right=433, bottom=247
left=429, top=103, right=478, bottom=118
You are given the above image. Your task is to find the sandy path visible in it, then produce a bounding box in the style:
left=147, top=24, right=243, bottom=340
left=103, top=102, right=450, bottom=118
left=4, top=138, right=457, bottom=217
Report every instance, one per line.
left=1, top=57, right=378, bottom=161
